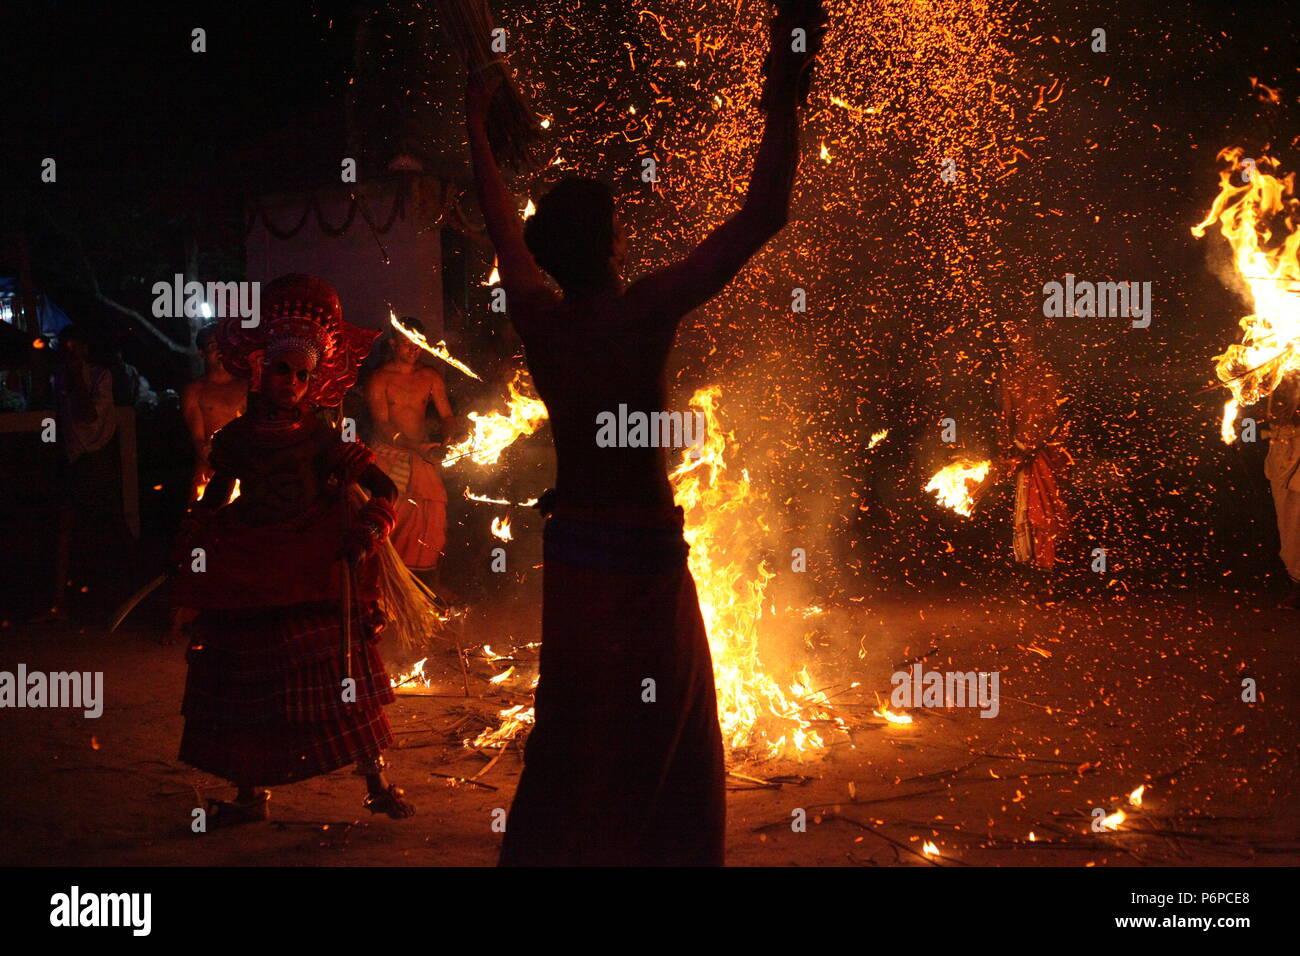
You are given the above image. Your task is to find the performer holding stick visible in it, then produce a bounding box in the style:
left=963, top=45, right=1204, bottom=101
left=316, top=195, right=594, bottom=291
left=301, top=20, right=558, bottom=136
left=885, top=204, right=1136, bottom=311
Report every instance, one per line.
left=171, top=275, right=418, bottom=824
left=468, top=1, right=826, bottom=865
left=997, top=326, right=1070, bottom=570
left=367, top=317, right=463, bottom=591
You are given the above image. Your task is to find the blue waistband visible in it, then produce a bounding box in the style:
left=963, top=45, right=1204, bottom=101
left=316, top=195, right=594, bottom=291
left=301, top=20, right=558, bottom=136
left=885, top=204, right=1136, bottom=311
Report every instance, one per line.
left=543, top=516, right=690, bottom=574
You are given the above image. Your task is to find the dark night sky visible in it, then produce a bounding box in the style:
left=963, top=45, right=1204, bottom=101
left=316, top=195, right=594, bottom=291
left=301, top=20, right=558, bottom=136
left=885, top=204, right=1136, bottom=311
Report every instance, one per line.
left=3, top=1, right=355, bottom=196
left=2, top=0, right=1299, bottom=591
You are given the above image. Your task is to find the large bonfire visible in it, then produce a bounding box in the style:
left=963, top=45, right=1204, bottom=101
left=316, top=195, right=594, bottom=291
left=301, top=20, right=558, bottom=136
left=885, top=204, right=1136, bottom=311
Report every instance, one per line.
left=420, top=376, right=842, bottom=760
left=670, top=386, right=844, bottom=759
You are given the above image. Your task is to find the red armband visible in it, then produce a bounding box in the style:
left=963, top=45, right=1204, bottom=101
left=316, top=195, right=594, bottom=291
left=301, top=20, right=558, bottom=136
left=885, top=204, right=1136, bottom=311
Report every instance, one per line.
left=359, top=496, right=397, bottom=539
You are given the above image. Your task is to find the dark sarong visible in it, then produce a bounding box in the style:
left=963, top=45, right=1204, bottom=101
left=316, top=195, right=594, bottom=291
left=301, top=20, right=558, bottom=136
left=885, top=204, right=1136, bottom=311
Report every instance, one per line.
left=180, top=601, right=395, bottom=786
left=499, top=507, right=726, bottom=866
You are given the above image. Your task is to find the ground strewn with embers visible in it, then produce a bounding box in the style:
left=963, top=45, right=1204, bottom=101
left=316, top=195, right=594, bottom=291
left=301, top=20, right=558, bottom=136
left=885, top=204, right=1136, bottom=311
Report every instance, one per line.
left=2, top=586, right=1296, bottom=867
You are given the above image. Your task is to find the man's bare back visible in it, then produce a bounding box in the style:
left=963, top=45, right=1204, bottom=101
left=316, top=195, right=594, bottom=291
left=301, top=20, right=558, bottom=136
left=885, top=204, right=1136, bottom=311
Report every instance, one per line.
left=513, top=287, right=685, bottom=508
left=469, top=6, right=822, bottom=510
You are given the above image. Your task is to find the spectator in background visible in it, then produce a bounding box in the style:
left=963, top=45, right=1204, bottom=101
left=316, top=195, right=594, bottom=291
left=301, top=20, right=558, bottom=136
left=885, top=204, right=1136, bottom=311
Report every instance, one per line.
left=181, top=326, right=247, bottom=501
left=42, top=325, right=131, bottom=620
left=106, top=341, right=159, bottom=414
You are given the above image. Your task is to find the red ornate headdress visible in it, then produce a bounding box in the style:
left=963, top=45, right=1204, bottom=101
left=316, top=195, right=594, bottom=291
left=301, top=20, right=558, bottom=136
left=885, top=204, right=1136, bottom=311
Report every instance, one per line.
left=215, top=274, right=379, bottom=408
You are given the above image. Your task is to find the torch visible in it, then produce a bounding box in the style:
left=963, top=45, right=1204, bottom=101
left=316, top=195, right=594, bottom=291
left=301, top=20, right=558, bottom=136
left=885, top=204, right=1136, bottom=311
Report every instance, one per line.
left=760, top=0, right=829, bottom=111
left=436, top=0, right=542, bottom=170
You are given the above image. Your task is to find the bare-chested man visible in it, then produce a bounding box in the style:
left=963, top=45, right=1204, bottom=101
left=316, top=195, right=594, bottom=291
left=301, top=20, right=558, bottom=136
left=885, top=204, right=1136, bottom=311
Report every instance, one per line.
left=468, top=2, right=825, bottom=866
left=182, top=327, right=248, bottom=501
left=170, top=327, right=247, bottom=641
left=1264, top=373, right=1300, bottom=609
left=997, top=328, right=1070, bottom=569
left=366, top=318, right=460, bottom=585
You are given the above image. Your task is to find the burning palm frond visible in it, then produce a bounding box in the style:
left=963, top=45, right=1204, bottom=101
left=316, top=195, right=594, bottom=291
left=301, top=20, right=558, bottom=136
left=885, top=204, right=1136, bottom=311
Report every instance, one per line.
left=437, top=0, right=543, bottom=169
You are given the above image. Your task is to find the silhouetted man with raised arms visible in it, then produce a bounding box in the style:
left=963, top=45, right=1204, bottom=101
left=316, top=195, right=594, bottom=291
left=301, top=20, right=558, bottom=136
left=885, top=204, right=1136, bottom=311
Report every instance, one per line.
left=468, top=3, right=825, bottom=866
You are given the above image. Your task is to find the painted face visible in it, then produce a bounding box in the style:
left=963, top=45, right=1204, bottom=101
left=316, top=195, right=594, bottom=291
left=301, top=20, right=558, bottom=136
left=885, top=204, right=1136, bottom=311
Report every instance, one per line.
left=262, top=348, right=315, bottom=410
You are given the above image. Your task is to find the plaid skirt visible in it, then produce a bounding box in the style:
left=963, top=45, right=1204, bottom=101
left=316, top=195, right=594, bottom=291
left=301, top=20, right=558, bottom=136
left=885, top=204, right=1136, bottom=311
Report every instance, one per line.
left=180, top=601, right=396, bottom=786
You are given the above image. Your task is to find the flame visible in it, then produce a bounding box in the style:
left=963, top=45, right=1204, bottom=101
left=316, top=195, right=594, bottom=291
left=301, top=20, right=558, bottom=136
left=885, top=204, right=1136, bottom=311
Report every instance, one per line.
left=523, top=199, right=536, bottom=218
left=669, top=387, right=843, bottom=758
left=1100, top=808, right=1126, bottom=831
left=873, top=705, right=913, bottom=725
left=192, top=477, right=240, bottom=504
left=467, top=386, right=843, bottom=758
left=491, top=516, right=513, bottom=541
left=489, top=665, right=515, bottom=685
left=1128, top=784, right=1146, bottom=807
left=482, top=261, right=501, bottom=286
left=819, top=141, right=832, bottom=163
left=925, top=459, right=991, bottom=517
left=390, top=656, right=431, bottom=692
left=442, top=371, right=549, bottom=468
left=867, top=428, right=888, bottom=449
left=388, top=311, right=481, bottom=380
left=1192, top=149, right=1300, bottom=443
left=465, top=488, right=512, bottom=505
left=464, top=487, right=536, bottom=506
left=922, top=841, right=940, bottom=858
left=469, top=703, right=535, bottom=749
left=1220, top=399, right=1241, bottom=444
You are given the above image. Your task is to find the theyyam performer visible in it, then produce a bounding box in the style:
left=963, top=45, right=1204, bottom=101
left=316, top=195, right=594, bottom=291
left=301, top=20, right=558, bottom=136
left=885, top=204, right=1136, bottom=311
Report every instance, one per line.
left=1265, top=372, right=1300, bottom=608
left=998, top=327, right=1070, bottom=570
left=172, top=274, right=436, bottom=824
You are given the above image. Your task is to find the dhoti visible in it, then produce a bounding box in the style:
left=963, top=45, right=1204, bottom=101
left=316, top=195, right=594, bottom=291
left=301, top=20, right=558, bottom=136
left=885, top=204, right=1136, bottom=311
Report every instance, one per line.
left=1265, top=424, right=1300, bottom=583
left=371, top=441, right=447, bottom=571
left=499, top=506, right=726, bottom=866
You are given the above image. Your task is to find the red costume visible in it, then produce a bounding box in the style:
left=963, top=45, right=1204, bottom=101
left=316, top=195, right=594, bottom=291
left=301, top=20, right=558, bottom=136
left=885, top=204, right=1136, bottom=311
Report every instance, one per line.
left=371, top=440, right=449, bottom=571
left=1011, top=441, right=1071, bottom=570
left=173, top=276, right=406, bottom=789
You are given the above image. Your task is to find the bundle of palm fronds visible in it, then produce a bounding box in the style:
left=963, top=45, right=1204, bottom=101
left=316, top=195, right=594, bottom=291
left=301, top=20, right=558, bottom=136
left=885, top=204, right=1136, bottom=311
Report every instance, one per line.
left=436, top=0, right=542, bottom=170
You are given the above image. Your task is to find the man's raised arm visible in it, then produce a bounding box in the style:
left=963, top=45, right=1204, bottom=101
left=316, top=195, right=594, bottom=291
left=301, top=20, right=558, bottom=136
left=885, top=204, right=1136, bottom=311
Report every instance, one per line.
left=466, top=69, right=553, bottom=311
left=629, top=3, right=827, bottom=318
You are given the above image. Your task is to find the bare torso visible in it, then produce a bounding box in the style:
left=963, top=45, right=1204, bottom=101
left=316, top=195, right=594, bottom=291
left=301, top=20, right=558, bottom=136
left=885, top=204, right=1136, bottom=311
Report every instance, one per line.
left=183, top=373, right=248, bottom=473
left=366, top=361, right=453, bottom=451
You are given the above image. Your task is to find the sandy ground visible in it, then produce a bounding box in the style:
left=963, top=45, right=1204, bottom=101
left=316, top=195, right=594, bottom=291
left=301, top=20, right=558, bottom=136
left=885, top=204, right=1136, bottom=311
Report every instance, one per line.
left=1, top=585, right=1296, bottom=867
